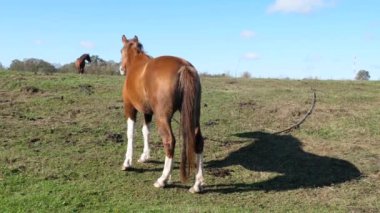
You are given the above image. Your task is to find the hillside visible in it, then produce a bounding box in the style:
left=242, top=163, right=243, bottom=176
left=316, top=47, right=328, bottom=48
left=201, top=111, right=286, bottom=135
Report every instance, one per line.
left=1, top=71, right=379, bottom=212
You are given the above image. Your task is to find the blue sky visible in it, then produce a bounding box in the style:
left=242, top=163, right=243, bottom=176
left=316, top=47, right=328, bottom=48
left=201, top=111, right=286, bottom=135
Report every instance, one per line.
left=0, top=0, right=379, bottom=79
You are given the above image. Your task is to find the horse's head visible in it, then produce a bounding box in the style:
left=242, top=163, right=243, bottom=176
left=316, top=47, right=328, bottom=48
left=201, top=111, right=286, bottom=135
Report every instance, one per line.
left=85, top=54, right=92, bottom=63
left=120, top=35, right=144, bottom=74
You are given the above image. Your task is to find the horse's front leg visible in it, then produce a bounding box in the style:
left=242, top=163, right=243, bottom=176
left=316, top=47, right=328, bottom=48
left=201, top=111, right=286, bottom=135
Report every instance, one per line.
left=122, top=117, right=135, bottom=170
left=138, top=114, right=152, bottom=163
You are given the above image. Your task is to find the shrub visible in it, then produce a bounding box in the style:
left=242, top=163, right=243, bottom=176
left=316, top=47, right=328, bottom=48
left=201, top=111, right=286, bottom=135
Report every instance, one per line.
left=355, top=70, right=370, bottom=81
left=9, top=58, right=56, bottom=73
left=241, top=71, right=251, bottom=78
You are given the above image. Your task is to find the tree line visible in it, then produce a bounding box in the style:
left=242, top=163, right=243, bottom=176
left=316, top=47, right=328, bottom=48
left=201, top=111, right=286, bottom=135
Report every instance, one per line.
left=0, top=58, right=372, bottom=80
left=1, top=55, right=120, bottom=75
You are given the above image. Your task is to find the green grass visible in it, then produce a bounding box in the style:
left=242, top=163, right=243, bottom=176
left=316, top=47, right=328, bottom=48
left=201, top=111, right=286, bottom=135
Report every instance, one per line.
left=1, top=71, right=379, bottom=212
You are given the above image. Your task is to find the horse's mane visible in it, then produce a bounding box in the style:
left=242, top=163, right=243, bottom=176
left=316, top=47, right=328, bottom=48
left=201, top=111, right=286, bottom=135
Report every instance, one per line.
left=136, top=42, right=144, bottom=53
left=135, top=43, right=153, bottom=59
left=78, top=54, right=90, bottom=60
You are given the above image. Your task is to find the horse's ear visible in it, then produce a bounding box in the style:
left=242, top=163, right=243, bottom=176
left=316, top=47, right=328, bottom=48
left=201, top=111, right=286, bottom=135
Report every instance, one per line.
left=122, top=35, right=128, bottom=44
left=133, top=35, right=139, bottom=42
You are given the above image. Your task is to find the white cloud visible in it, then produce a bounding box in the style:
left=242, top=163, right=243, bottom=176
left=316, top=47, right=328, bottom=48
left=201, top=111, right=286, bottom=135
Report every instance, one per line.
left=268, top=0, right=333, bottom=14
left=240, top=30, right=256, bottom=39
left=243, top=52, right=260, bottom=60
left=80, top=40, right=95, bottom=49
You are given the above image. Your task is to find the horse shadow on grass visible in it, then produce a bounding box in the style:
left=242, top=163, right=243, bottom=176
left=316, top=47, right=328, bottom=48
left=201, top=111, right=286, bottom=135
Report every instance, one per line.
left=206, top=131, right=361, bottom=193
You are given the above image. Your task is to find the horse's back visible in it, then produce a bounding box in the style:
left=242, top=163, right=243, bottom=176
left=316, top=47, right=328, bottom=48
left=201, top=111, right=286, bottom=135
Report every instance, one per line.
left=149, top=55, right=190, bottom=71
left=142, top=56, right=194, bottom=114
left=145, top=55, right=194, bottom=85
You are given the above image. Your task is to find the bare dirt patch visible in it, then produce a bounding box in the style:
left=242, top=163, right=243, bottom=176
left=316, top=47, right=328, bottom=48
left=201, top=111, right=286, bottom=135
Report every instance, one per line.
left=207, top=168, right=234, bottom=178
left=78, top=84, right=94, bottom=95
left=105, top=132, right=123, bottom=143
left=239, top=100, right=257, bottom=109
left=204, top=119, right=220, bottom=127
left=21, top=86, right=41, bottom=94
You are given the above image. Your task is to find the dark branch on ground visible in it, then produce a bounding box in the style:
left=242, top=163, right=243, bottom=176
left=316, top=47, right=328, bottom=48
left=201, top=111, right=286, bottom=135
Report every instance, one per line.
left=273, top=90, right=317, bottom=135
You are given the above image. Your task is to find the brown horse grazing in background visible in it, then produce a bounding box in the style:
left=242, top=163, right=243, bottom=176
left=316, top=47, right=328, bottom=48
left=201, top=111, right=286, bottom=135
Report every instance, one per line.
left=120, top=35, right=204, bottom=193
left=75, top=54, right=91, bottom=74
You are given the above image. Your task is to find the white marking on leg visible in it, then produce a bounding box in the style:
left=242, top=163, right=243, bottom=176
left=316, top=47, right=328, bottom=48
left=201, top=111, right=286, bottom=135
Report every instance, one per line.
left=154, top=156, right=173, bottom=188
left=138, top=123, right=150, bottom=163
left=189, top=154, right=205, bottom=193
left=122, top=118, right=135, bottom=170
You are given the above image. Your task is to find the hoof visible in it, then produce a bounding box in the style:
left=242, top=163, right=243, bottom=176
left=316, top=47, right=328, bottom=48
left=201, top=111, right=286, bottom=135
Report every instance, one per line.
left=121, top=165, right=131, bottom=171
left=137, top=158, right=148, bottom=163
left=154, top=180, right=165, bottom=188
left=189, top=185, right=203, bottom=194
left=122, top=159, right=132, bottom=170
left=137, top=154, right=150, bottom=163
left=121, top=161, right=132, bottom=171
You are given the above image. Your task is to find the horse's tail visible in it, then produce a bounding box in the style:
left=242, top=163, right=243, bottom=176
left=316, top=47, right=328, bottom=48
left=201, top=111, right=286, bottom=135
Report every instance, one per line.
left=178, top=65, right=201, bottom=183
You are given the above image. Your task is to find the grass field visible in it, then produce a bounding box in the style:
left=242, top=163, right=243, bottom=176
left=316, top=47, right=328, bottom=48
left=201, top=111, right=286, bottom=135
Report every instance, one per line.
left=1, top=71, right=379, bottom=212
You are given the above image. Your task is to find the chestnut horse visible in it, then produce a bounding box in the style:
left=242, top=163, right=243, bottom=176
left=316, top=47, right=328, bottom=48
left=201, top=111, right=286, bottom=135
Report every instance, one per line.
left=75, top=54, right=91, bottom=74
left=120, top=35, right=204, bottom=193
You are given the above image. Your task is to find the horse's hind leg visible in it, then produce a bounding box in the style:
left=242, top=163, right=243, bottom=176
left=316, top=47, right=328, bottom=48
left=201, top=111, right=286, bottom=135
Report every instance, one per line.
left=138, top=114, right=152, bottom=163
left=189, top=127, right=205, bottom=193
left=154, top=117, right=175, bottom=188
